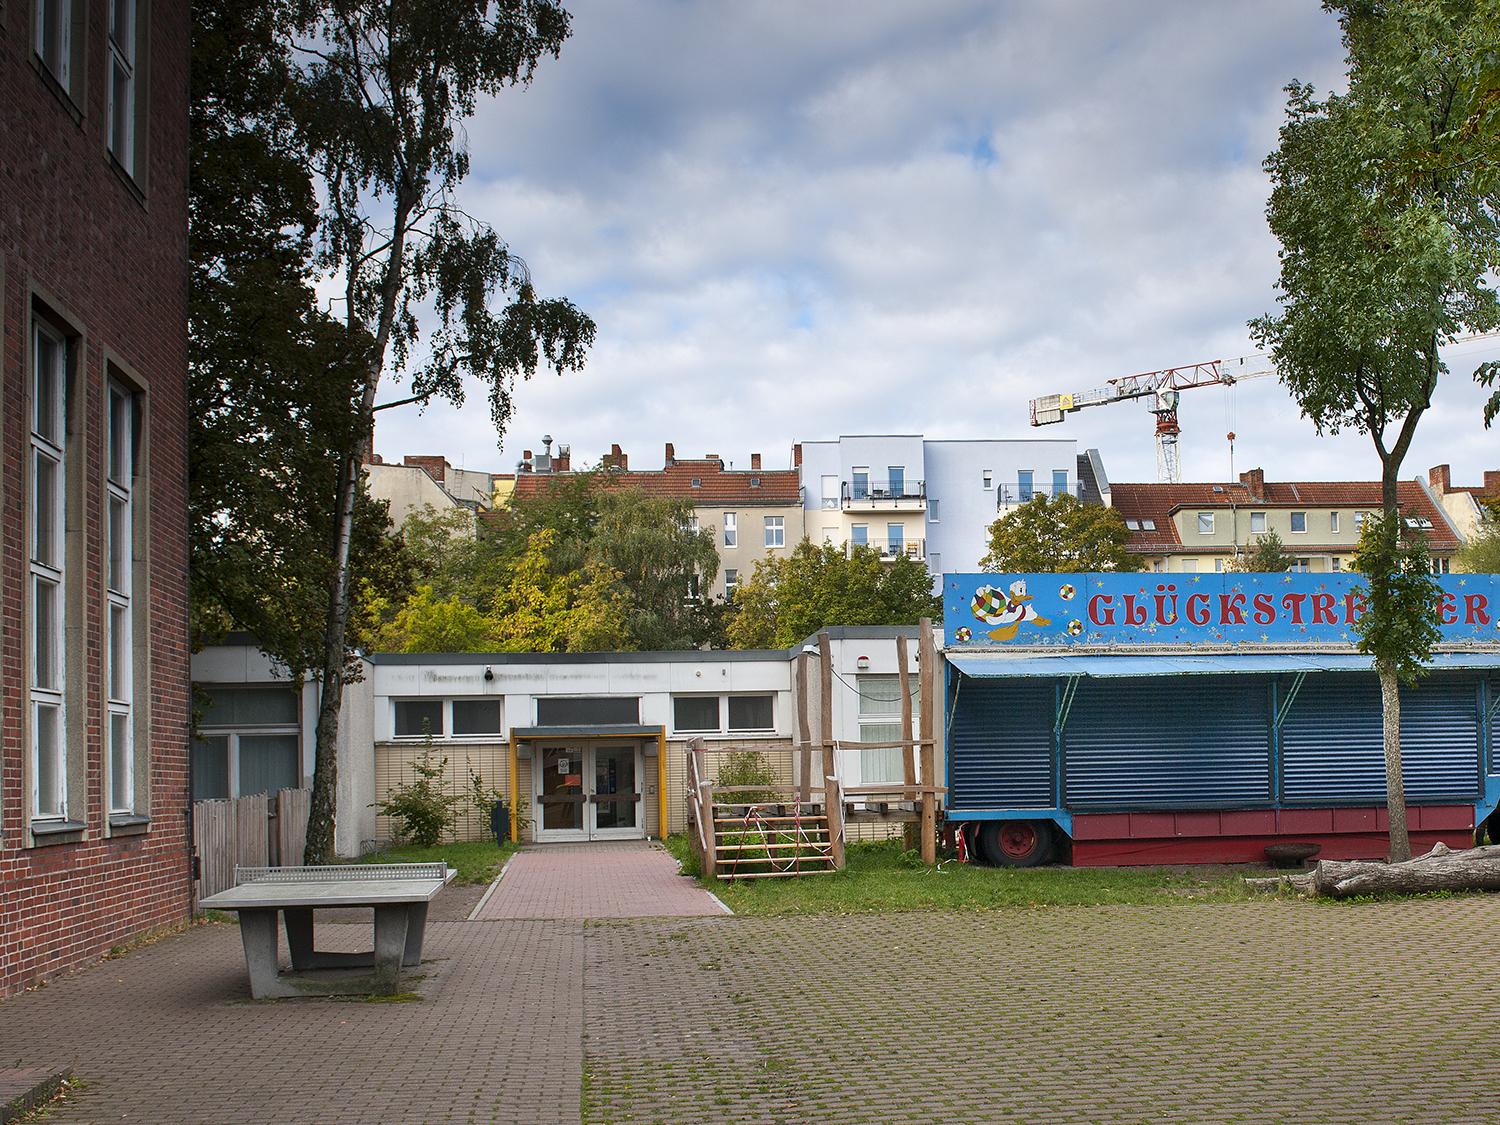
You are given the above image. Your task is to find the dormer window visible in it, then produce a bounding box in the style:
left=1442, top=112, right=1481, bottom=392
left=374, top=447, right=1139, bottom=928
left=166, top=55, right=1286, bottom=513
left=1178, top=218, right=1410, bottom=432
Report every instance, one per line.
left=750, top=477, right=761, bottom=488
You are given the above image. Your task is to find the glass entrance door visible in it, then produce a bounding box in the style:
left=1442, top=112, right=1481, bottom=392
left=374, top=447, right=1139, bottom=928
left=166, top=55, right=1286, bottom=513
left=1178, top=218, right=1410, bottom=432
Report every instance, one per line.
left=589, top=744, right=641, bottom=839
left=533, top=742, right=644, bottom=842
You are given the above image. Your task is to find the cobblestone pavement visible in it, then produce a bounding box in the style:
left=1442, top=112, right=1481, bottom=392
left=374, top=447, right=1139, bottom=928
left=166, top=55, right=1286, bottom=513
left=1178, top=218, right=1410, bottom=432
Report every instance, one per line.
left=4, top=894, right=1500, bottom=1123
left=583, top=899, right=1500, bottom=1125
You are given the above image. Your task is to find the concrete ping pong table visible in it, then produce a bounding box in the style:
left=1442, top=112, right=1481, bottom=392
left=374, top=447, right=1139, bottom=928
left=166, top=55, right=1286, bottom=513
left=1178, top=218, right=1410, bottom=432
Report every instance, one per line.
left=198, top=863, right=455, bottom=999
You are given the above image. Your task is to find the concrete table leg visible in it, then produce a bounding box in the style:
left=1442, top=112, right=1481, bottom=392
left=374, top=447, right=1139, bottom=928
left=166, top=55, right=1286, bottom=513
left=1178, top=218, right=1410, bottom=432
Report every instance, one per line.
left=371, top=905, right=411, bottom=995
left=402, top=901, right=428, bottom=966
left=283, top=908, right=315, bottom=970
left=238, top=910, right=283, bottom=1000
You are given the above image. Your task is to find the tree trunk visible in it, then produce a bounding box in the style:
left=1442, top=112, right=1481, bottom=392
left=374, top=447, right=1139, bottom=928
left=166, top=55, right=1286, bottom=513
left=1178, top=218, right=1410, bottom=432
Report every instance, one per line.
left=1378, top=660, right=1412, bottom=863
left=303, top=450, right=361, bottom=864
left=1310, top=842, right=1500, bottom=898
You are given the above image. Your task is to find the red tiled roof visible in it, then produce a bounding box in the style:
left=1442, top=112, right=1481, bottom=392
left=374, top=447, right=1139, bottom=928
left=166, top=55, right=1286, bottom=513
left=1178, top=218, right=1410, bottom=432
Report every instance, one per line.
left=510, top=461, right=801, bottom=506
left=1110, top=479, right=1459, bottom=553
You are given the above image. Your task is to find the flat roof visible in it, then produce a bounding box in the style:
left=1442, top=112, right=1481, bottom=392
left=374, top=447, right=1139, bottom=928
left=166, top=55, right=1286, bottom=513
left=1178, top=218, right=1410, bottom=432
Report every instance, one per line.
left=511, top=725, right=665, bottom=739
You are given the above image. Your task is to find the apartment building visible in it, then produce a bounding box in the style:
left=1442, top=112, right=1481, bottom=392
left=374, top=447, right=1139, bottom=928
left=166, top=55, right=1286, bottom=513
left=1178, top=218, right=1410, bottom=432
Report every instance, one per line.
left=1112, top=468, right=1462, bottom=573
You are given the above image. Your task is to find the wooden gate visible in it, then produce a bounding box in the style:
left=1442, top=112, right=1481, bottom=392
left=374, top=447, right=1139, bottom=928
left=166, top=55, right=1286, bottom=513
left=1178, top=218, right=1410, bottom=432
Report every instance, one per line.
left=193, top=789, right=312, bottom=899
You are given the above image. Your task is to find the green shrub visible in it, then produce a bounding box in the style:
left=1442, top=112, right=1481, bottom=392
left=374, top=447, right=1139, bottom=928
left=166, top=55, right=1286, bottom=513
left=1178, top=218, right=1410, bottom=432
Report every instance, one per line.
left=376, top=745, right=459, bottom=848
left=714, top=749, right=781, bottom=805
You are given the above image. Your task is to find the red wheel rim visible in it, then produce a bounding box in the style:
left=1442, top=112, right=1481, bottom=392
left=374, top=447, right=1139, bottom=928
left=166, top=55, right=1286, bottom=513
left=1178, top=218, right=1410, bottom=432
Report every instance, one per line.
left=999, top=822, right=1039, bottom=859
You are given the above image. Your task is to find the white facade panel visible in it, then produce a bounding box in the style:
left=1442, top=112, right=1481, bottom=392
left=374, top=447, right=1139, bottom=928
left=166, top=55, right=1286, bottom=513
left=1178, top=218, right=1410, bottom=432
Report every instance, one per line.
left=727, top=662, right=791, bottom=692
left=545, top=664, right=612, bottom=694
left=608, top=663, right=672, bottom=692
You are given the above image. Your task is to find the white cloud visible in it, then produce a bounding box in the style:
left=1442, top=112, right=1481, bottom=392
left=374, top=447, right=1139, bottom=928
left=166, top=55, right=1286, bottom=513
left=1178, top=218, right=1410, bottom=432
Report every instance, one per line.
left=373, top=0, right=1500, bottom=495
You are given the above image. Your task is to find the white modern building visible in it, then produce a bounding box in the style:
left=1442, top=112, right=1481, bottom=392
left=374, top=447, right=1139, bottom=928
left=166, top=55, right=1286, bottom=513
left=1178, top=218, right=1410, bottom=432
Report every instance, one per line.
left=795, top=436, right=1110, bottom=578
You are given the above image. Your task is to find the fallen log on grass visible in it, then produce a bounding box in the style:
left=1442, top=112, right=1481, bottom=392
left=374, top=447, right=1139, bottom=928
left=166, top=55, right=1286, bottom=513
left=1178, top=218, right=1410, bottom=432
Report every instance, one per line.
left=1309, top=842, right=1500, bottom=899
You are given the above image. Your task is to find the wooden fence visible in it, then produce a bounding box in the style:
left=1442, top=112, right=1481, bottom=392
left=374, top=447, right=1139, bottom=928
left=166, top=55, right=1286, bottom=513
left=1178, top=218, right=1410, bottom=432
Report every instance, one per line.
left=193, top=788, right=312, bottom=899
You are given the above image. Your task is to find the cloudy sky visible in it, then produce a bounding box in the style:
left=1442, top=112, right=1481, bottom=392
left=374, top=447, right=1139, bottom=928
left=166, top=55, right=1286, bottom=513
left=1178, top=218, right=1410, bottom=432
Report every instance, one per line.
left=371, top=0, right=1500, bottom=491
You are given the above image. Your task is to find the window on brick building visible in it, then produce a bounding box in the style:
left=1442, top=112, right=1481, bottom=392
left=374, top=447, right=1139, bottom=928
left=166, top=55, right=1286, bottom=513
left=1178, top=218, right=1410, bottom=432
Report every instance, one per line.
left=33, top=0, right=72, bottom=89
left=107, top=381, right=135, bottom=813
left=31, top=319, right=67, bottom=822
left=108, top=0, right=136, bottom=173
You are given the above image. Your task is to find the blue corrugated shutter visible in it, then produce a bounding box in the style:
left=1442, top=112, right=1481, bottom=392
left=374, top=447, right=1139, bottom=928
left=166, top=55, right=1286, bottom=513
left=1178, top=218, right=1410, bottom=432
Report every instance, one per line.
left=948, top=677, right=1053, bottom=808
left=1063, top=677, right=1271, bottom=808
left=1399, top=677, right=1480, bottom=799
left=1281, top=673, right=1480, bottom=803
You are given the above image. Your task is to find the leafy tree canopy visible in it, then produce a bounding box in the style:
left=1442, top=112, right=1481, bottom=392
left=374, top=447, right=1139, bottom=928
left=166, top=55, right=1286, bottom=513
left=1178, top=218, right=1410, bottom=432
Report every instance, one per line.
left=978, top=494, right=1144, bottom=574
left=189, top=0, right=414, bottom=679
left=1229, top=529, right=1296, bottom=573
left=727, top=541, right=943, bottom=650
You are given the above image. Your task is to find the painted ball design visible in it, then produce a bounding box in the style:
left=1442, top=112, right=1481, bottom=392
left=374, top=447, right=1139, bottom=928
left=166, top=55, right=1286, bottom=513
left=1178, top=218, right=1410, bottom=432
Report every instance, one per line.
left=1067, top=619, right=1084, bottom=636
left=953, top=626, right=973, bottom=643
left=971, top=586, right=1005, bottom=624
left=1058, top=583, right=1077, bottom=601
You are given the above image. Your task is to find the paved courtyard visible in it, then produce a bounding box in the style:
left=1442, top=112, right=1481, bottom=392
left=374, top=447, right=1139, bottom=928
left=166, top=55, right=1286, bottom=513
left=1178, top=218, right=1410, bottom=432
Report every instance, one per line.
left=3, top=856, right=1499, bottom=1124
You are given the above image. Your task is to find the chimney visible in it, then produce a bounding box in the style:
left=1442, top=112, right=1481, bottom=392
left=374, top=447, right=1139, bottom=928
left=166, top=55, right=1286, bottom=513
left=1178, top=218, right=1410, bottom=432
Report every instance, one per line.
left=603, top=443, right=628, bottom=471
left=403, top=455, right=450, bottom=482
left=1485, top=471, right=1500, bottom=497
left=751, top=453, right=761, bottom=471
left=1429, top=464, right=1451, bottom=494
left=1239, top=467, right=1264, bottom=501
left=664, top=442, right=675, bottom=467
left=793, top=443, right=802, bottom=468
left=557, top=444, right=570, bottom=472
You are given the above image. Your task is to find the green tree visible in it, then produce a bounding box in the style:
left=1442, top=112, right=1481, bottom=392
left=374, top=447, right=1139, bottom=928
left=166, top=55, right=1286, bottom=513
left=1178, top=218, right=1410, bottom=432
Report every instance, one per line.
left=586, top=489, right=720, bottom=650
left=1232, top=529, right=1296, bottom=573
left=978, top=494, right=1144, bottom=573
left=1456, top=508, right=1500, bottom=572
left=289, top=0, right=597, bottom=862
left=374, top=585, right=496, bottom=653
left=190, top=0, right=414, bottom=679
left=1249, top=1, right=1500, bottom=860
left=727, top=541, right=943, bottom=650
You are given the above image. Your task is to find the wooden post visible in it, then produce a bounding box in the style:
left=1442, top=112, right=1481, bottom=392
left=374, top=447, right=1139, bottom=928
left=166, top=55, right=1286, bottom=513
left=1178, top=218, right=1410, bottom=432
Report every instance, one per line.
left=898, top=632, right=916, bottom=851
left=796, top=651, right=812, bottom=806
left=818, top=631, right=835, bottom=803
left=919, top=617, right=937, bottom=865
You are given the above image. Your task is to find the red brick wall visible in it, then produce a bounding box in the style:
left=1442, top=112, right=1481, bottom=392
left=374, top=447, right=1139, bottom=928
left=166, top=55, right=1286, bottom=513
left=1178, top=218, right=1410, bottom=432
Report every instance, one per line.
left=1, top=0, right=192, bottom=998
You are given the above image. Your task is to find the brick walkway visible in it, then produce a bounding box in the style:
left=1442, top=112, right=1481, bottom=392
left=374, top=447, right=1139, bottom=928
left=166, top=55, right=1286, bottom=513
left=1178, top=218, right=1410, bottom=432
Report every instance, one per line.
left=4, top=890, right=1500, bottom=1123
left=474, top=843, right=730, bottom=919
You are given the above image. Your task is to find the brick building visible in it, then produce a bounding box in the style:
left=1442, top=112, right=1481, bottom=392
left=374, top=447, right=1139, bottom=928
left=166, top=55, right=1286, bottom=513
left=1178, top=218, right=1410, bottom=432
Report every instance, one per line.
left=2, top=0, right=192, bottom=997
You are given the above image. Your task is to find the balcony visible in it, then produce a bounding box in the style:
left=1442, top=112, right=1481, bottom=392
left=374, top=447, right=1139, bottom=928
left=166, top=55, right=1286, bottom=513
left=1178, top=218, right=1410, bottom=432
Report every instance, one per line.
left=839, top=478, right=927, bottom=510
left=996, top=481, right=1078, bottom=511
left=846, top=537, right=926, bottom=561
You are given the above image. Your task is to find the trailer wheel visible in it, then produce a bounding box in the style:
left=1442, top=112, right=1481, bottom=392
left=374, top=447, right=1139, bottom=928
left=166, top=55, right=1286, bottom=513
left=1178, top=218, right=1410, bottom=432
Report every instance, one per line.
left=979, top=820, right=1054, bottom=868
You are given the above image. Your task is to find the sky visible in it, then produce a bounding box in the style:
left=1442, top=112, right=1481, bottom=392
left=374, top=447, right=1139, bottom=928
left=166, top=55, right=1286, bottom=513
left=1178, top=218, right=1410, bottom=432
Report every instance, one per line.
left=370, top=0, right=1500, bottom=491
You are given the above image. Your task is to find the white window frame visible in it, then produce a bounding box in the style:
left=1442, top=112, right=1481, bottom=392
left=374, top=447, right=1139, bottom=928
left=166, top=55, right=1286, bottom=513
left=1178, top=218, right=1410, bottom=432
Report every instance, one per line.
left=723, top=511, right=736, bottom=548
left=928, top=500, right=939, bottom=523
left=1290, top=511, right=1307, bottom=534
left=982, top=470, right=993, bottom=490
left=107, top=381, right=135, bottom=813
left=31, top=320, right=67, bottom=822
left=1250, top=512, right=1266, bottom=534
left=764, top=515, right=784, bottom=549
left=821, top=475, right=838, bottom=510
left=724, top=568, right=739, bottom=596
left=669, top=694, right=776, bottom=735
left=857, top=674, right=918, bottom=785
left=108, top=0, right=137, bottom=174
left=1197, top=512, right=1214, bottom=535
left=34, top=0, right=71, bottom=89
left=1328, top=511, right=1340, bottom=533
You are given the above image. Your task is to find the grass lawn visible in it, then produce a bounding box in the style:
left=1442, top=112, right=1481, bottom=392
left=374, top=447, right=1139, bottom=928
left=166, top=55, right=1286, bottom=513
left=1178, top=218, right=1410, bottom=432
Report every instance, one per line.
left=349, top=839, right=520, bottom=885
left=666, top=836, right=1270, bottom=914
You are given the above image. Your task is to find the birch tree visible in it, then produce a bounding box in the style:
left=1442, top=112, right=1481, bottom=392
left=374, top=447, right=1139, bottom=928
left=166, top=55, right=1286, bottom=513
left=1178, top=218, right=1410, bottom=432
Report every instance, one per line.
left=291, top=0, right=596, bottom=862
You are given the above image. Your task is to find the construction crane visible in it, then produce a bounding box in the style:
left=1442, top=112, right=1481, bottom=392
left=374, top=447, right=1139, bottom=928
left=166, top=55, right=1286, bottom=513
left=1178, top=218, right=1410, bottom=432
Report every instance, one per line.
left=1029, top=331, right=1500, bottom=484
left=1028, top=354, right=1275, bottom=483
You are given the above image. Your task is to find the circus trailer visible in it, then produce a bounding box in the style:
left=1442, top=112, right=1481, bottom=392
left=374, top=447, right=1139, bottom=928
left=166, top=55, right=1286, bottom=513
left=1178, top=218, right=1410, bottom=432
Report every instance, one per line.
left=942, top=573, right=1500, bottom=867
